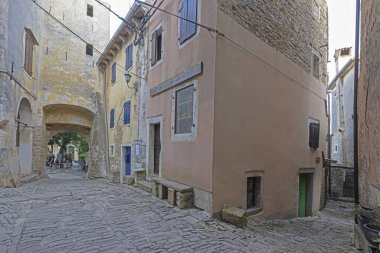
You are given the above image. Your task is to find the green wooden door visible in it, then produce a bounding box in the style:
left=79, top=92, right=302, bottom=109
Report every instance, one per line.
left=298, top=174, right=307, bottom=217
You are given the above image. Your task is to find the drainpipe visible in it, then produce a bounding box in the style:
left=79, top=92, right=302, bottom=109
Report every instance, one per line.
left=102, top=70, right=111, bottom=174
left=353, top=0, right=361, bottom=206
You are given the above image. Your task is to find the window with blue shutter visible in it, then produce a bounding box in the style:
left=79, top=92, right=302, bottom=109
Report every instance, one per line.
left=111, top=63, right=116, bottom=83
left=110, top=109, right=115, bottom=128
left=179, top=0, right=198, bottom=44
left=123, top=101, right=131, bottom=124
left=126, top=44, right=133, bottom=69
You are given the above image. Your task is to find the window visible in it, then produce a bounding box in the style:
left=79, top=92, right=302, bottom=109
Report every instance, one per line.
left=24, top=34, right=34, bottom=76
left=110, top=109, right=115, bottom=128
left=87, top=4, right=93, bottom=17
left=123, top=101, right=131, bottom=125
left=86, top=44, right=93, bottom=56
left=175, top=85, right=194, bottom=134
left=126, top=44, right=133, bottom=69
left=312, top=53, right=320, bottom=79
left=109, top=145, right=115, bottom=157
left=309, top=120, right=320, bottom=149
left=151, top=27, right=163, bottom=66
left=247, top=177, right=262, bottom=209
left=111, top=63, right=116, bottom=83
left=179, top=0, right=198, bottom=44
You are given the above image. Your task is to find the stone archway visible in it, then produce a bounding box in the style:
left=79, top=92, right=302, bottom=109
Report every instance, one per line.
left=17, top=98, right=33, bottom=176
left=41, top=104, right=107, bottom=178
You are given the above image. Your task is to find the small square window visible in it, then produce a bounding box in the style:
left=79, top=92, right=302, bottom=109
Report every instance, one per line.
left=247, top=177, right=262, bottom=209
left=87, top=4, right=93, bottom=17
left=175, top=85, right=194, bottom=134
left=86, top=44, right=93, bottom=56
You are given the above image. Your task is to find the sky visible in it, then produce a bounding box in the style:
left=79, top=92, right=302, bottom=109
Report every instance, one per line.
left=104, top=0, right=357, bottom=79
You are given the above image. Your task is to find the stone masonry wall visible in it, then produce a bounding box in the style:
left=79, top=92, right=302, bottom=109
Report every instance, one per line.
left=358, top=0, right=380, bottom=209
left=217, top=0, right=328, bottom=84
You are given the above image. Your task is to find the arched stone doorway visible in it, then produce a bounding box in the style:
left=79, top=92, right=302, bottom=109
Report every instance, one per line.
left=41, top=104, right=107, bottom=178
left=17, top=98, right=33, bottom=176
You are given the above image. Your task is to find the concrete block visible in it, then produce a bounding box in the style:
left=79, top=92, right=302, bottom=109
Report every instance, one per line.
left=136, top=170, right=146, bottom=181
left=222, top=205, right=247, bottom=228
left=151, top=181, right=159, bottom=197
left=158, top=184, right=168, bottom=199
left=176, top=191, right=193, bottom=209
left=168, top=188, right=176, bottom=205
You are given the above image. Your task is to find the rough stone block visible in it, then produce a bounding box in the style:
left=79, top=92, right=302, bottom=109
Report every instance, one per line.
left=176, top=191, right=193, bottom=209
left=222, top=205, right=247, bottom=228
left=158, top=184, right=168, bottom=199
left=111, top=171, right=120, bottom=184
left=151, top=181, right=159, bottom=197
left=168, top=188, right=176, bottom=205
left=123, top=176, right=135, bottom=185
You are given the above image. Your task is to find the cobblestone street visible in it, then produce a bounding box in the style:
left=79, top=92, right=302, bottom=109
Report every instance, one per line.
left=0, top=168, right=357, bottom=253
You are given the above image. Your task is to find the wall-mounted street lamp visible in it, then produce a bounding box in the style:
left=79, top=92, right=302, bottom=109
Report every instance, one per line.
left=124, top=70, right=132, bottom=84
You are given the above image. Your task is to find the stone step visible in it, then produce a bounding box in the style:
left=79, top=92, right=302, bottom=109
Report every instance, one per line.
left=137, top=180, right=152, bottom=193
left=20, top=172, right=39, bottom=184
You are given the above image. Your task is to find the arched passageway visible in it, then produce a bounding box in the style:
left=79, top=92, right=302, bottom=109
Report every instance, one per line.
left=17, top=98, right=33, bottom=176
left=41, top=104, right=107, bottom=178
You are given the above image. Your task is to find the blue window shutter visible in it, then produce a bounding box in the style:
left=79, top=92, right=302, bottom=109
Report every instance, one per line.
left=126, top=44, right=133, bottom=69
left=112, top=63, right=116, bottom=82
left=179, top=0, right=187, bottom=44
left=187, top=0, right=197, bottom=38
left=110, top=109, right=115, bottom=128
left=124, top=101, right=130, bottom=124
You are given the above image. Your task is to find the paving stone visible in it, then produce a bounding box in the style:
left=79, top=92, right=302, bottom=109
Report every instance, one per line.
left=0, top=168, right=359, bottom=253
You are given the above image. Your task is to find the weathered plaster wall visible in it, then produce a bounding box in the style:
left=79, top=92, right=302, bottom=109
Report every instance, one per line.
left=358, top=0, right=380, bottom=209
left=330, top=65, right=355, bottom=166
left=146, top=0, right=217, bottom=197
left=213, top=5, right=328, bottom=218
left=217, top=0, right=329, bottom=84
left=0, top=0, right=43, bottom=186
left=33, top=0, right=110, bottom=177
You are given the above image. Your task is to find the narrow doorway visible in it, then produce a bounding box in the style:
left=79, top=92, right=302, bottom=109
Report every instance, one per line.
left=153, top=124, right=161, bottom=175
left=124, top=146, right=131, bottom=176
left=298, top=173, right=313, bottom=217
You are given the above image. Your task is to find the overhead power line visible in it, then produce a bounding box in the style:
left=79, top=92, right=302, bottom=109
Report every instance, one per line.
left=135, top=0, right=327, bottom=100
left=30, top=0, right=144, bottom=85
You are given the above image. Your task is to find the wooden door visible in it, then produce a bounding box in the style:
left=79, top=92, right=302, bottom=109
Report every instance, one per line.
left=153, top=124, right=161, bottom=175
left=124, top=147, right=131, bottom=176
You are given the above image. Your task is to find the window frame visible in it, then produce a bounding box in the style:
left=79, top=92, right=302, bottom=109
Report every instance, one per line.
left=123, top=101, right=131, bottom=125
left=311, top=48, right=321, bottom=80
left=170, top=80, right=198, bottom=142
left=111, top=63, right=116, bottom=83
left=24, top=33, right=34, bottom=77
left=150, top=25, right=164, bottom=67
left=308, top=118, right=320, bottom=149
left=110, top=108, right=115, bottom=129
left=126, top=44, right=133, bottom=70
left=87, top=4, right=94, bottom=17
left=244, top=171, right=264, bottom=214
left=109, top=145, right=115, bottom=157
left=86, top=44, right=93, bottom=56
left=178, top=0, right=198, bottom=45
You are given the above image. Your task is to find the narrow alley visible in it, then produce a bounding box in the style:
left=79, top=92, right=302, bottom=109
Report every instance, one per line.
left=0, top=168, right=357, bottom=253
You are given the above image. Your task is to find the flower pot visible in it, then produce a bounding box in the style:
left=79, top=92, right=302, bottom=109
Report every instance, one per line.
left=356, top=213, right=371, bottom=227
left=363, top=223, right=380, bottom=246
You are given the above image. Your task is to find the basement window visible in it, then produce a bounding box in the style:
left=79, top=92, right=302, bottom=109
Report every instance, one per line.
left=87, top=4, right=93, bottom=17
left=247, top=177, right=262, bottom=209
left=86, top=44, right=93, bottom=56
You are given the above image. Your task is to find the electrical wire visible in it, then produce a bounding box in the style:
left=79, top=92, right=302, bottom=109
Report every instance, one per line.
left=135, top=0, right=327, bottom=100
left=94, top=0, right=137, bottom=31
left=30, top=0, right=144, bottom=87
